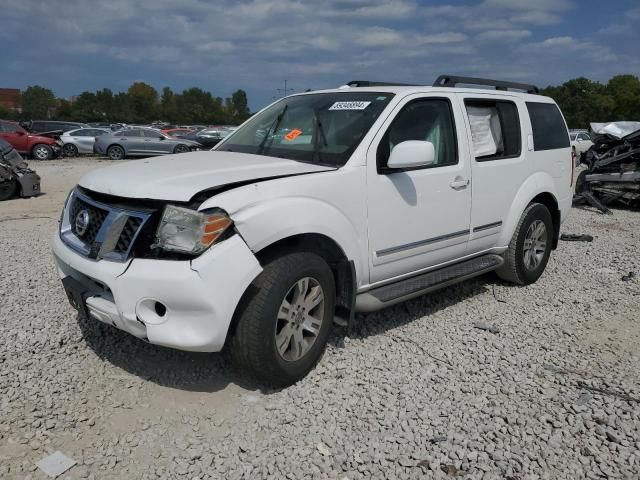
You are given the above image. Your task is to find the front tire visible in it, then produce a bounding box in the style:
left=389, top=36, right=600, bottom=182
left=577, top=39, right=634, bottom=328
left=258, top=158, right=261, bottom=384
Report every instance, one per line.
left=228, top=252, right=335, bottom=387
left=496, top=203, right=553, bottom=285
left=31, top=144, right=52, bottom=161
left=173, top=144, right=189, bottom=154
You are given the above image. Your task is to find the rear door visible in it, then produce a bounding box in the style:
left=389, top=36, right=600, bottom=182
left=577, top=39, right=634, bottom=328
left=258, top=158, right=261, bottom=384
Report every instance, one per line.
left=366, top=93, right=472, bottom=283
left=120, top=129, right=145, bottom=154
left=459, top=93, right=531, bottom=253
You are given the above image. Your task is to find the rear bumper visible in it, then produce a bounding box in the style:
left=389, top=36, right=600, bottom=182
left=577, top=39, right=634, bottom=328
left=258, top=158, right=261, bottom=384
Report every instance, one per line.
left=52, top=233, right=263, bottom=352
left=559, top=192, right=572, bottom=224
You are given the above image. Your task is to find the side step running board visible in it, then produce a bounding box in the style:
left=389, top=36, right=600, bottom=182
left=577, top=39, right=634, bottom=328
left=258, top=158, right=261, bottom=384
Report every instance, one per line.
left=355, top=254, right=503, bottom=312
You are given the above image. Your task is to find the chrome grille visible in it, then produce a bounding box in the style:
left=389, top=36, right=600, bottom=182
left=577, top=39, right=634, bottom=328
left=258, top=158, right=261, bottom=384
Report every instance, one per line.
left=69, top=196, right=109, bottom=245
left=114, top=216, right=143, bottom=254
left=60, top=189, right=151, bottom=262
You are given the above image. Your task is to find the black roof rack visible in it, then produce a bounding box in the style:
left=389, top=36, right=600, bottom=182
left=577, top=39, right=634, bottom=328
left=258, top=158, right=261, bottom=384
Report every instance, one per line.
left=346, top=80, right=418, bottom=87
left=433, top=75, right=539, bottom=94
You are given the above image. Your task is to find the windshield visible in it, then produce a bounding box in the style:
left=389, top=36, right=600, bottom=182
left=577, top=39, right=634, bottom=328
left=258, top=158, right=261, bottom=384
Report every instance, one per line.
left=218, top=92, right=394, bottom=166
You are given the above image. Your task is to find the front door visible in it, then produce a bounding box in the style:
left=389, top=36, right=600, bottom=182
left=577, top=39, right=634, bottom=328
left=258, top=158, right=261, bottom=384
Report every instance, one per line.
left=0, top=122, right=29, bottom=153
left=366, top=93, right=472, bottom=284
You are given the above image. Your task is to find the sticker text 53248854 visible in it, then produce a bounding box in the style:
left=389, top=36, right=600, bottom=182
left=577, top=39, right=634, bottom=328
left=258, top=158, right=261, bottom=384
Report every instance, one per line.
left=328, top=101, right=371, bottom=111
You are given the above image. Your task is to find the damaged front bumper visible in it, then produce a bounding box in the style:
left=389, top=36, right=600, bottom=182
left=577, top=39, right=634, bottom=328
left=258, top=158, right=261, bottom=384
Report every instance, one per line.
left=52, top=233, right=262, bottom=352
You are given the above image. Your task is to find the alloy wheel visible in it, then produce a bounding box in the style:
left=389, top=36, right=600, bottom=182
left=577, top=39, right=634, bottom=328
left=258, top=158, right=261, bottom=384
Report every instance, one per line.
left=523, top=220, right=547, bottom=270
left=34, top=146, right=49, bottom=160
left=274, top=277, right=325, bottom=362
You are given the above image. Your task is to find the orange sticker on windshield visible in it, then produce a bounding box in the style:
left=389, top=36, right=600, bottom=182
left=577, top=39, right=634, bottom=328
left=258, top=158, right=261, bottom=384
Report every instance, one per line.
left=284, top=129, right=303, bottom=141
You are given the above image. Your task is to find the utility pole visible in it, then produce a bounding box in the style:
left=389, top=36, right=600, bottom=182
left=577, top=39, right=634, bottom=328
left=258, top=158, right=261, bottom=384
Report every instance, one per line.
left=274, top=80, right=295, bottom=99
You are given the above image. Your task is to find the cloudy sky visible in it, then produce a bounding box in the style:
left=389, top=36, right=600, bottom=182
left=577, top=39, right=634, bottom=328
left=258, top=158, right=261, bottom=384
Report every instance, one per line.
left=2, top=0, right=639, bottom=110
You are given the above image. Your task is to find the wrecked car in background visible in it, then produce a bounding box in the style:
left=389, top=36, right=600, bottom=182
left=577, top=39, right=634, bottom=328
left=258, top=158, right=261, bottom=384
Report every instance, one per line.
left=0, top=120, right=62, bottom=160
left=0, top=138, right=41, bottom=201
left=575, top=122, right=640, bottom=211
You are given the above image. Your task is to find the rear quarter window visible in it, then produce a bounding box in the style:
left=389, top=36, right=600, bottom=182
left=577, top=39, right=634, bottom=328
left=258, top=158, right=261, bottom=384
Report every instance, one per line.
left=526, top=102, right=569, bottom=151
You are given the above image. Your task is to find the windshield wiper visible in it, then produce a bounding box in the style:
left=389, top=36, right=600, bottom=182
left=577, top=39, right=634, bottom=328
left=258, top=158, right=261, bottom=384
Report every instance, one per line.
left=312, top=108, right=328, bottom=164
left=257, top=104, right=288, bottom=155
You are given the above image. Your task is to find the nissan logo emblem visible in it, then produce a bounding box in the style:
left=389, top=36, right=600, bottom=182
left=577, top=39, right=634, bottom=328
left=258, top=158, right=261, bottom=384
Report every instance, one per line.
left=75, top=209, right=90, bottom=237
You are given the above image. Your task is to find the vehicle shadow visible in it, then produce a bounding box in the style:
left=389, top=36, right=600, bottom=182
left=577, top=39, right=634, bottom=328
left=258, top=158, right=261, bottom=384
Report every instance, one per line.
left=329, top=273, right=496, bottom=345
left=76, top=273, right=500, bottom=393
left=76, top=313, right=262, bottom=393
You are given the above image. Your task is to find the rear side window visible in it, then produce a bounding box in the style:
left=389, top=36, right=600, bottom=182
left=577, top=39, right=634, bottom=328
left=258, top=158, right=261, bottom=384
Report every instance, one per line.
left=465, top=100, right=521, bottom=161
left=526, top=102, right=569, bottom=151
left=122, top=129, right=142, bottom=137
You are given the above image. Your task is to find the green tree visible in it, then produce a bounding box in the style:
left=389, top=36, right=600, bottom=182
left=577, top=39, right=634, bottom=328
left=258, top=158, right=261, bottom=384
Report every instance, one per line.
left=21, top=85, right=56, bottom=119
left=606, top=75, right=640, bottom=121
left=160, top=87, right=178, bottom=123
left=127, top=82, right=159, bottom=122
left=228, top=89, right=250, bottom=123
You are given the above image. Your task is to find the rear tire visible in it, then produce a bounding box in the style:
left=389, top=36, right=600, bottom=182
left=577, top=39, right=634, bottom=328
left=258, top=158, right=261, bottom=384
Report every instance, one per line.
left=228, top=252, right=335, bottom=387
left=31, top=144, right=52, bottom=161
left=107, top=145, right=125, bottom=160
left=496, top=203, right=553, bottom=285
left=63, top=143, right=78, bottom=157
left=0, top=178, right=18, bottom=201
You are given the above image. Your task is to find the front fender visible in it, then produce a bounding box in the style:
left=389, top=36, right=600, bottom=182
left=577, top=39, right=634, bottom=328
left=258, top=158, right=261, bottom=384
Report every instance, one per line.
left=230, top=196, right=365, bottom=281
left=498, top=172, right=559, bottom=247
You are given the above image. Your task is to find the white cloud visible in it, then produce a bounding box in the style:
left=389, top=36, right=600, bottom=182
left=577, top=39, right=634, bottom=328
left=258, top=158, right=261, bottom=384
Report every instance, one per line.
left=475, top=29, right=532, bottom=42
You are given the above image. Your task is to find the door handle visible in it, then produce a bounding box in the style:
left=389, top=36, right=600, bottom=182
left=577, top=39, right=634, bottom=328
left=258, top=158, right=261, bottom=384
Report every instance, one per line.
left=449, top=178, right=469, bottom=190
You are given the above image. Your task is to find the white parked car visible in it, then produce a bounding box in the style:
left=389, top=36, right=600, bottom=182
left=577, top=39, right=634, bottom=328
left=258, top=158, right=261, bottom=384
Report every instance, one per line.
left=569, top=131, right=593, bottom=157
left=53, top=76, right=573, bottom=386
left=61, top=128, right=111, bottom=157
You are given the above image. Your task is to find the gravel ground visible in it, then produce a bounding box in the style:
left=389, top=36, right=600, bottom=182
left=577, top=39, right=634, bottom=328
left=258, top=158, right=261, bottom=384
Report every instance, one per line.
left=1, top=158, right=639, bottom=479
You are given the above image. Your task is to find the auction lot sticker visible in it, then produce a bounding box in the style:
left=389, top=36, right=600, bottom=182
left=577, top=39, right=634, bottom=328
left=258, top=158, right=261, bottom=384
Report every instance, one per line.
left=329, top=101, right=371, bottom=111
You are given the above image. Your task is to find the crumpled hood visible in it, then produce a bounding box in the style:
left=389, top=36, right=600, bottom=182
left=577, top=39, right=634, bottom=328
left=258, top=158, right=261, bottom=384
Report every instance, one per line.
left=79, top=150, right=335, bottom=201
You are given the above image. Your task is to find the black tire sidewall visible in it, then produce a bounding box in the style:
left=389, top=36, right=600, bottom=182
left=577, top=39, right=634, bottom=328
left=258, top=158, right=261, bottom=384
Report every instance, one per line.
left=107, top=146, right=124, bottom=160
left=174, top=144, right=188, bottom=154
left=514, top=204, right=553, bottom=284
left=63, top=143, right=78, bottom=157
left=238, top=253, right=335, bottom=384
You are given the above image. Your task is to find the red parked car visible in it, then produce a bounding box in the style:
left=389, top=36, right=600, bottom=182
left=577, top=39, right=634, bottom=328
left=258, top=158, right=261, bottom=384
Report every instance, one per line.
left=0, top=120, right=62, bottom=160
left=161, top=128, right=195, bottom=138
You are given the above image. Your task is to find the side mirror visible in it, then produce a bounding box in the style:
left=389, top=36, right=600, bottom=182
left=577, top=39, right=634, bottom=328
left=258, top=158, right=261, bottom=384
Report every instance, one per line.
left=16, top=130, right=26, bottom=136
left=387, top=140, right=435, bottom=169
left=158, top=135, right=165, bottom=140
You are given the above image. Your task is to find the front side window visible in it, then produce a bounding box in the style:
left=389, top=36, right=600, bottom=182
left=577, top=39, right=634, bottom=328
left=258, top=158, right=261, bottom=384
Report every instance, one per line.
left=143, top=129, right=163, bottom=138
left=465, top=100, right=521, bottom=161
left=376, top=98, right=458, bottom=172
left=220, top=92, right=394, bottom=166
left=577, top=133, right=590, bottom=141
left=526, top=102, right=570, bottom=151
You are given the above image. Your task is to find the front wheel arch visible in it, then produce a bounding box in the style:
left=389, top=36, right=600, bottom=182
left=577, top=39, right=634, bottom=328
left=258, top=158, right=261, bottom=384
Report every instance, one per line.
left=254, top=233, right=356, bottom=326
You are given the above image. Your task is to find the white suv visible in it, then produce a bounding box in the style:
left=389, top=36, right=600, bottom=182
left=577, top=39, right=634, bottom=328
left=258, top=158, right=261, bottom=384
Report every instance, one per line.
left=53, top=76, right=573, bottom=386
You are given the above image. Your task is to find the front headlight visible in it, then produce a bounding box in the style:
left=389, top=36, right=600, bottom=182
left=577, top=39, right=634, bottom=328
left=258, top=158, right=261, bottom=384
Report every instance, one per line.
left=153, top=205, right=233, bottom=255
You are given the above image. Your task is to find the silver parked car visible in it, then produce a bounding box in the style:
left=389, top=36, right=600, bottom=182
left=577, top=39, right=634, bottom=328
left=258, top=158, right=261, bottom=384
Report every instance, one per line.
left=93, top=128, right=201, bottom=160
left=60, top=128, right=111, bottom=157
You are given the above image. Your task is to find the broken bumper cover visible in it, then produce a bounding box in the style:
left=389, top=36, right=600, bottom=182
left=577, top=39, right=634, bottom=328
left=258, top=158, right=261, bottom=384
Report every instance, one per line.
left=52, top=233, right=262, bottom=352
